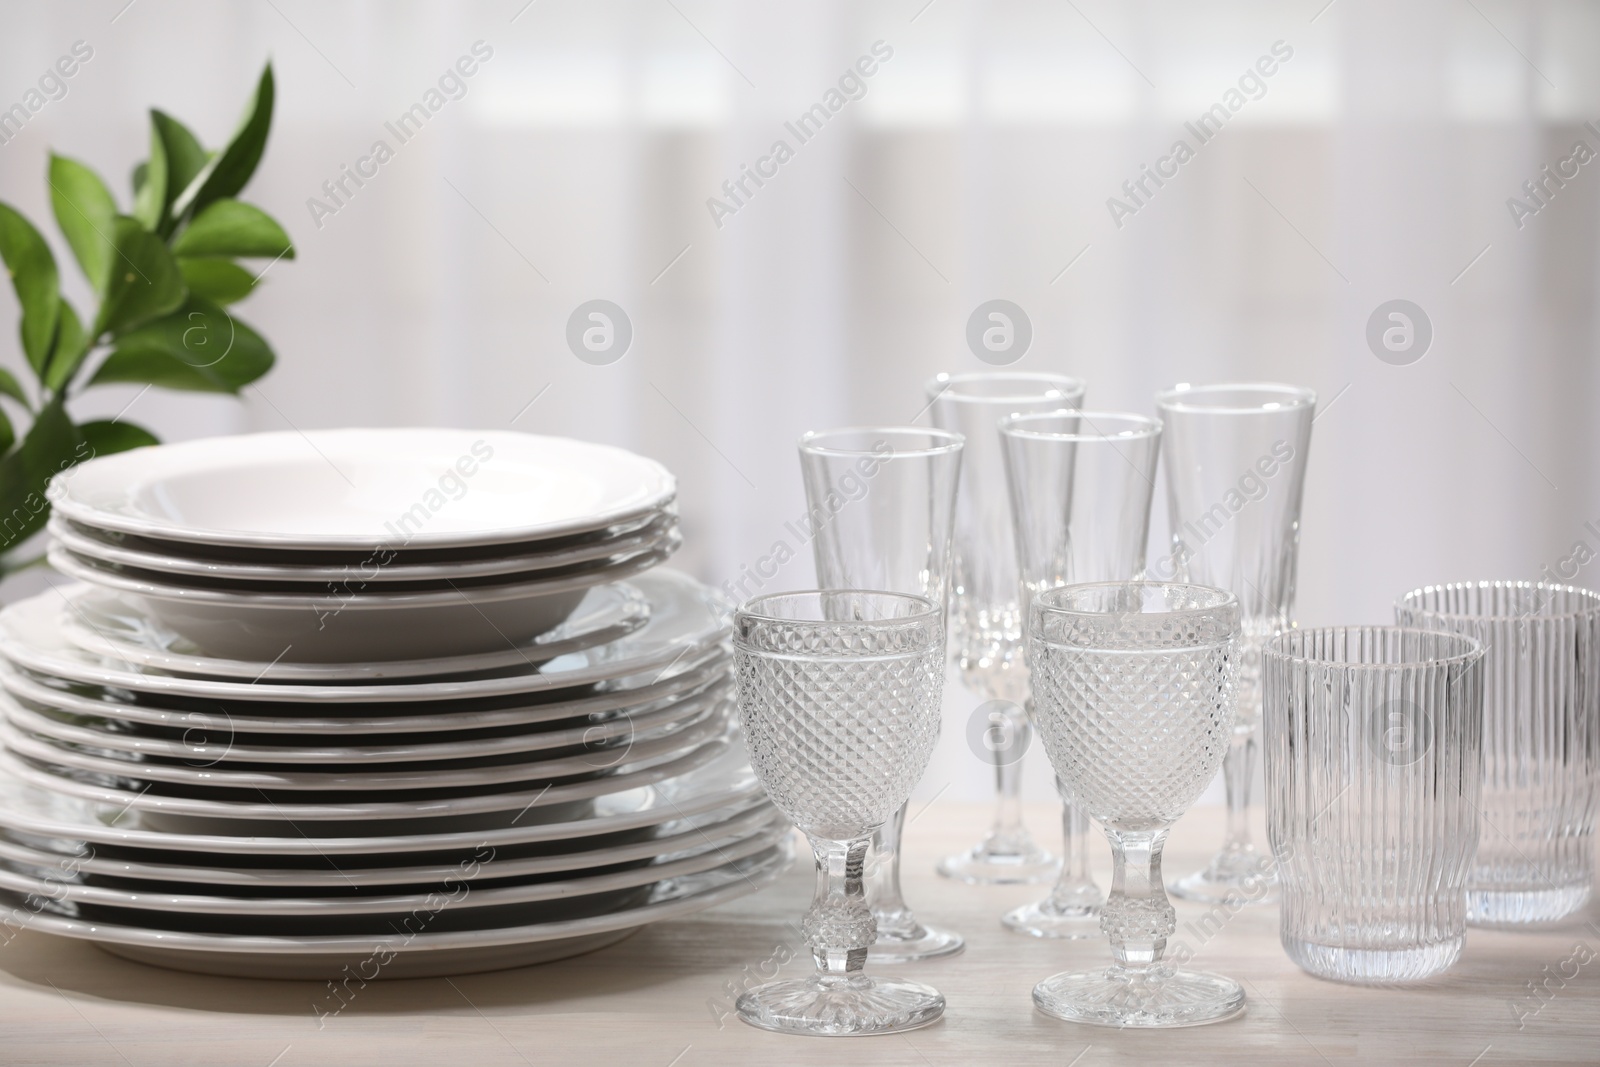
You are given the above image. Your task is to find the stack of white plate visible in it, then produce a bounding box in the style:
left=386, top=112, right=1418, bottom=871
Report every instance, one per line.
left=0, top=429, right=787, bottom=979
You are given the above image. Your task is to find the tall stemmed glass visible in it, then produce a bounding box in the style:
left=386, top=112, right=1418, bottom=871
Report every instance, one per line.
left=1155, top=383, right=1315, bottom=906
left=929, top=372, right=1087, bottom=885
left=1028, top=581, right=1244, bottom=1028
left=733, top=591, right=947, bottom=1036
left=999, top=411, right=1162, bottom=938
left=798, top=427, right=965, bottom=962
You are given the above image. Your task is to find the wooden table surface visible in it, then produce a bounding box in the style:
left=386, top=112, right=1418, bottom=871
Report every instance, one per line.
left=0, top=802, right=1594, bottom=1067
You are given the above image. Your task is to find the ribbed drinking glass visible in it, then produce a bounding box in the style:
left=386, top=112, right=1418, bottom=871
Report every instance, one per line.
left=1028, top=581, right=1245, bottom=1028
left=798, top=426, right=965, bottom=962
left=999, top=411, right=1161, bottom=939
left=1262, top=626, right=1484, bottom=983
left=1396, top=582, right=1600, bottom=925
left=928, top=371, right=1086, bottom=886
left=1155, top=382, right=1315, bottom=906
left=733, top=591, right=947, bottom=1036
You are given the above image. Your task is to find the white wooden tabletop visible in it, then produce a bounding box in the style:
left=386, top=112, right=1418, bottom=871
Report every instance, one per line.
left=0, top=802, right=1593, bottom=1066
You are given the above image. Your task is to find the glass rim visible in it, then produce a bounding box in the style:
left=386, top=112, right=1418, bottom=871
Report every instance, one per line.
left=1397, top=580, right=1600, bottom=622
left=924, top=371, right=1087, bottom=406
left=1263, top=625, right=1484, bottom=669
left=797, top=426, right=964, bottom=458
left=734, top=588, right=942, bottom=627
left=1032, top=580, right=1238, bottom=619
left=999, top=409, right=1161, bottom=443
left=1154, top=381, right=1317, bottom=415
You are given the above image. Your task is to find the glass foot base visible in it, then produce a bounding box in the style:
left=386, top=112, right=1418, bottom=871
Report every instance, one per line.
left=1284, top=936, right=1462, bottom=984
left=1469, top=883, right=1591, bottom=927
left=1002, top=898, right=1102, bottom=940
left=1033, top=966, right=1245, bottom=1028
left=736, top=974, right=945, bottom=1036
left=870, top=920, right=965, bottom=963
left=1170, top=846, right=1278, bottom=905
left=937, top=838, right=1059, bottom=886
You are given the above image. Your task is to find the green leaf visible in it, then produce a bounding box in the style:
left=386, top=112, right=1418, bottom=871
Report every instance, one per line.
left=78, top=418, right=158, bottom=457
left=178, top=257, right=256, bottom=304
left=132, top=123, right=166, bottom=231
left=172, top=64, right=275, bottom=221
left=0, top=203, right=61, bottom=375
left=149, top=110, right=207, bottom=237
left=0, top=398, right=82, bottom=556
left=43, top=301, right=89, bottom=393
left=131, top=162, right=148, bottom=200
left=173, top=199, right=293, bottom=260
left=0, top=405, right=13, bottom=456
left=0, top=367, right=28, bottom=409
left=90, top=296, right=273, bottom=393
left=94, top=216, right=186, bottom=338
left=49, top=155, right=118, bottom=291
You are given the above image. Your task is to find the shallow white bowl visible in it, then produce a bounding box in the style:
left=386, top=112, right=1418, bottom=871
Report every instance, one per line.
left=50, top=428, right=675, bottom=550
left=56, top=580, right=651, bottom=681
left=47, top=543, right=671, bottom=662
left=49, top=512, right=678, bottom=584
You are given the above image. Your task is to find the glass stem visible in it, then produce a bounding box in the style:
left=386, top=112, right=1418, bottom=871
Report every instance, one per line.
left=988, top=703, right=1030, bottom=842
left=803, top=835, right=876, bottom=978
left=1221, top=731, right=1257, bottom=854
left=1102, top=827, right=1175, bottom=975
left=867, top=803, right=913, bottom=934
left=1059, top=780, right=1092, bottom=885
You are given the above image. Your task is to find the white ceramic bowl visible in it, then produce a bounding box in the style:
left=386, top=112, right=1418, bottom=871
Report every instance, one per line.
left=47, top=543, right=673, bottom=662
left=49, top=512, right=678, bottom=583
left=50, top=428, right=676, bottom=550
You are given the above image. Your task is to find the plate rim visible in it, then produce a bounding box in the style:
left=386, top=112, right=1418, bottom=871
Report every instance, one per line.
left=51, top=429, right=678, bottom=550
left=56, top=580, right=653, bottom=681
left=0, top=732, right=733, bottom=821
left=0, top=738, right=760, bottom=854
left=48, top=513, right=679, bottom=584
left=0, top=842, right=790, bottom=955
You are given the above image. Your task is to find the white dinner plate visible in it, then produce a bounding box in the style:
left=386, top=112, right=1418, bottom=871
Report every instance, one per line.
left=0, top=735, right=761, bottom=855
left=1, top=569, right=730, bottom=703
left=46, top=540, right=678, bottom=663
left=1, top=729, right=733, bottom=823
left=4, top=844, right=790, bottom=979
left=50, top=513, right=678, bottom=584
left=57, top=581, right=652, bottom=681
left=50, top=429, right=677, bottom=550
left=2, top=679, right=730, bottom=765
left=0, top=821, right=787, bottom=916
left=0, top=656, right=730, bottom=737
left=2, top=687, right=727, bottom=770
left=0, top=703, right=728, bottom=792
left=0, top=801, right=780, bottom=888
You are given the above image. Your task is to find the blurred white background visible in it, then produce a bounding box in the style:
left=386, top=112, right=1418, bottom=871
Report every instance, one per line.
left=1, top=0, right=1596, bottom=806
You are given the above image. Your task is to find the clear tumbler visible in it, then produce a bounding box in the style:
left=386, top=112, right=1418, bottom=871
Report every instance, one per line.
left=1397, top=582, right=1600, bottom=925
left=1262, top=626, right=1484, bottom=984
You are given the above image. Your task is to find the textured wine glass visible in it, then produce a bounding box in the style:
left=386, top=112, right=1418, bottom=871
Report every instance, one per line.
left=999, top=411, right=1161, bottom=940
left=1263, top=627, right=1484, bottom=983
left=1397, top=582, right=1600, bottom=926
left=733, top=590, right=947, bottom=1036
left=798, top=426, right=965, bottom=962
left=1154, top=382, right=1315, bottom=906
left=928, top=371, right=1086, bottom=886
left=1028, top=581, right=1244, bottom=1028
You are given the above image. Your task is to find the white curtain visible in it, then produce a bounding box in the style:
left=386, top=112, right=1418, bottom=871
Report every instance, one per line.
left=2, top=0, right=1595, bottom=801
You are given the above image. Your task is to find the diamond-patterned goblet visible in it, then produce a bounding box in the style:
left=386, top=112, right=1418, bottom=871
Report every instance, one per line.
left=999, top=410, right=1162, bottom=940
left=1028, top=581, right=1245, bottom=1028
left=733, top=590, right=947, bottom=1036
left=799, top=426, right=965, bottom=963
